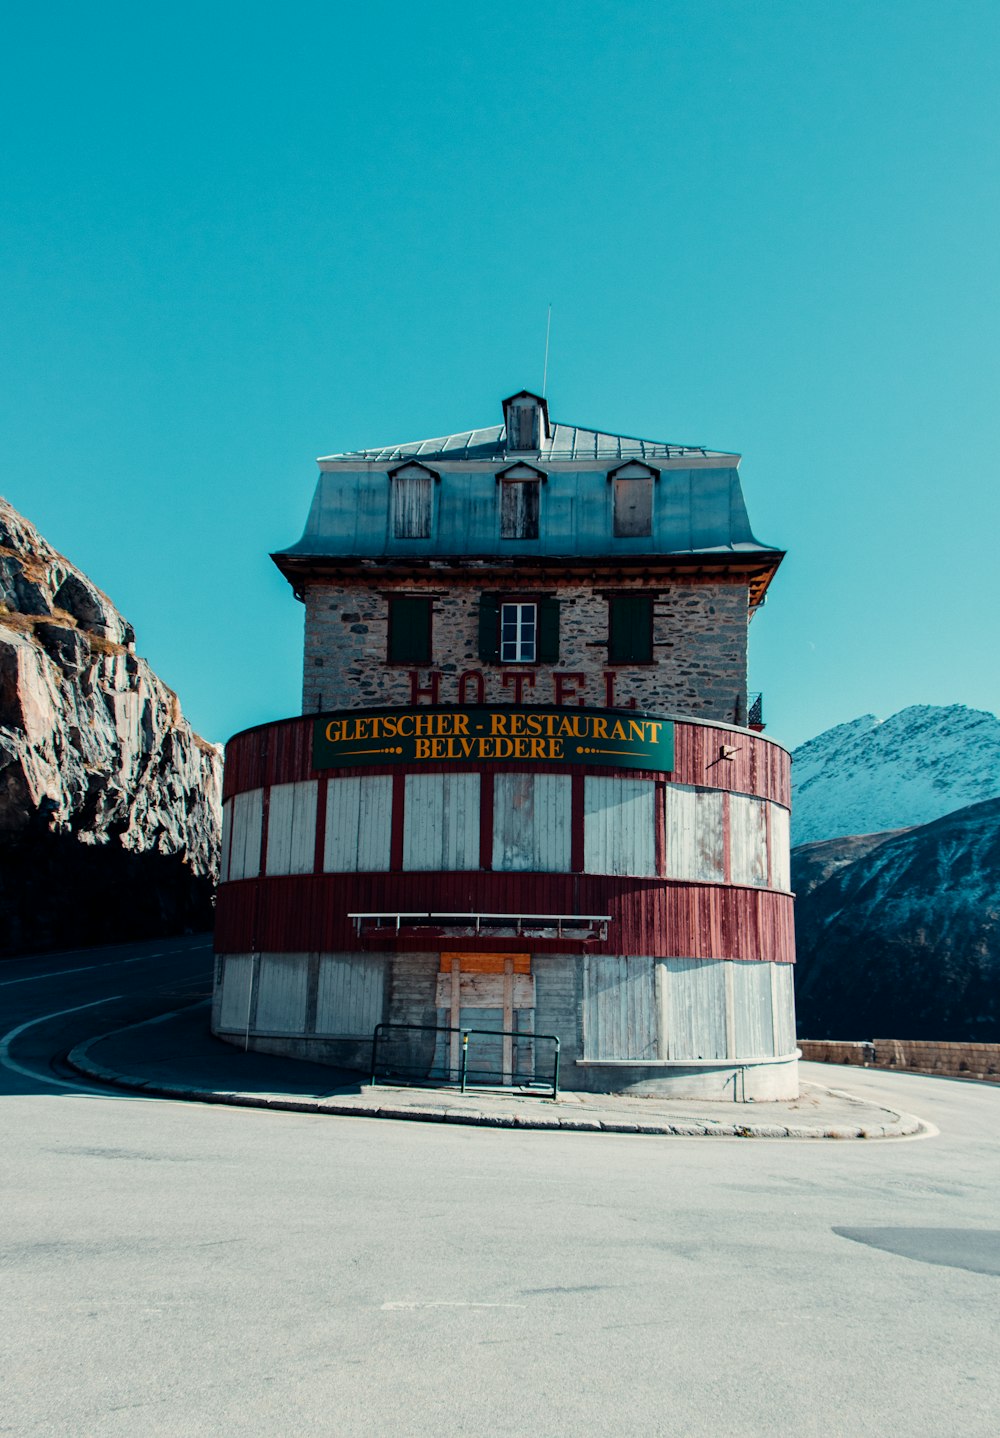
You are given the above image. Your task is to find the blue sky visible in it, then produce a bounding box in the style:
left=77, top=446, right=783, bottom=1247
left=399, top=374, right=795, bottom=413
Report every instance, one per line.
left=2, top=0, right=998, bottom=750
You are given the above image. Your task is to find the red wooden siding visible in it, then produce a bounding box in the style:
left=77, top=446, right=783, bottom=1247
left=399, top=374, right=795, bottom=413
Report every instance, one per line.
left=223, top=715, right=790, bottom=806
left=215, top=872, right=794, bottom=965
left=218, top=713, right=794, bottom=971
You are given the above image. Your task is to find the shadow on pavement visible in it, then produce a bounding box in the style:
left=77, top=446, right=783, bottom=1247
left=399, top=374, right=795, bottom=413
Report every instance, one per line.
left=84, top=1000, right=370, bottom=1100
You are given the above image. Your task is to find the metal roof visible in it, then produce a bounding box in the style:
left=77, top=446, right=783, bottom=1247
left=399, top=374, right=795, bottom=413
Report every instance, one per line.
left=319, top=420, right=733, bottom=465
left=275, top=463, right=779, bottom=568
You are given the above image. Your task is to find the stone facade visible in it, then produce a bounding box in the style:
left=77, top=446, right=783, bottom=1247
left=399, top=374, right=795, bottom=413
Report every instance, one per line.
left=302, top=578, right=749, bottom=721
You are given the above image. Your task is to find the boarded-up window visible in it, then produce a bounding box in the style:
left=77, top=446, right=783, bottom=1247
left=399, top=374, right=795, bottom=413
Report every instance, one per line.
left=500, top=479, right=540, bottom=539
left=265, top=781, right=317, bottom=876
left=324, top=775, right=393, bottom=872
left=771, top=963, right=797, bottom=1056
left=583, top=775, right=657, bottom=876
left=665, top=784, right=725, bottom=882
left=769, top=803, right=791, bottom=890
left=219, top=799, right=233, bottom=883
left=388, top=596, right=432, bottom=663
left=218, top=954, right=255, bottom=1031
left=729, top=794, right=768, bottom=887
left=583, top=955, right=657, bottom=1060
left=391, top=474, right=432, bottom=538
left=315, top=953, right=386, bottom=1036
left=403, top=772, right=480, bottom=870
left=493, top=772, right=571, bottom=871
left=255, top=954, right=310, bottom=1033
left=613, top=477, right=652, bottom=537
left=731, top=961, right=775, bottom=1059
left=506, top=398, right=541, bottom=450
left=608, top=594, right=653, bottom=663
left=666, top=958, right=727, bottom=1060
left=228, top=789, right=263, bottom=881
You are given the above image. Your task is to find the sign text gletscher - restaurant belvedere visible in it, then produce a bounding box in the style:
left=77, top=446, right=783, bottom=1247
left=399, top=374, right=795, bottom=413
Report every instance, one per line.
left=312, top=705, right=675, bottom=772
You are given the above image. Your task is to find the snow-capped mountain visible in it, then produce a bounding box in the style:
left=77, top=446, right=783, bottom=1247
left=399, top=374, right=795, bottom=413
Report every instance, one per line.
left=790, top=704, right=1000, bottom=845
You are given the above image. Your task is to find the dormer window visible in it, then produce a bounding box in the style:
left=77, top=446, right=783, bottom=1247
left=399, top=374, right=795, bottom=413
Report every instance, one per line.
left=497, top=462, right=544, bottom=540
left=502, top=390, right=550, bottom=453
left=609, top=460, right=658, bottom=538
left=389, top=461, right=438, bottom=539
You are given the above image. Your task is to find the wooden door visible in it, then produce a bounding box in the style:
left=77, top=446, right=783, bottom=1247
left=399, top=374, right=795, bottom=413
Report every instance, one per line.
left=436, top=953, right=534, bottom=1085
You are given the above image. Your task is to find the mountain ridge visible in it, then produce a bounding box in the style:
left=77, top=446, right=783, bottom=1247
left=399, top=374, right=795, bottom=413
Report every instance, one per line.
left=791, top=703, right=1000, bottom=845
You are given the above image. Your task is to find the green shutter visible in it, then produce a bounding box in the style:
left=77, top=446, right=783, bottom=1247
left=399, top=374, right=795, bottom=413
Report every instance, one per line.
left=538, top=596, right=560, bottom=662
left=478, top=593, right=500, bottom=662
left=609, top=596, right=652, bottom=663
left=608, top=597, right=631, bottom=662
left=389, top=598, right=431, bottom=663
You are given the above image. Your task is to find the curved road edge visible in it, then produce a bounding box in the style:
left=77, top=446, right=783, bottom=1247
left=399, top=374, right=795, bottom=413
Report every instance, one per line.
left=63, top=1004, right=930, bottom=1140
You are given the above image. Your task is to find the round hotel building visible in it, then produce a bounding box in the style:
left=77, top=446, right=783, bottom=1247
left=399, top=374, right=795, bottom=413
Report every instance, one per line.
left=213, top=391, right=797, bottom=1100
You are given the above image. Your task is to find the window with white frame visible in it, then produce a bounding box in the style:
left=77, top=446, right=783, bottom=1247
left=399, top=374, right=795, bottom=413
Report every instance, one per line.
left=500, top=602, right=537, bottom=662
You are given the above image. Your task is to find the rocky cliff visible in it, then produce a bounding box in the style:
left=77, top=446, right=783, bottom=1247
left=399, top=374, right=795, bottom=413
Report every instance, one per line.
left=791, top=799, right=1000, bottom=1041
left=0, top=497, right=221, bottom=953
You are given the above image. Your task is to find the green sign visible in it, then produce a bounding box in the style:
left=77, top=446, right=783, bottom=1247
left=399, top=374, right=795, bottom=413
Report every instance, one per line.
left=313, top=705, right=674, bottom=772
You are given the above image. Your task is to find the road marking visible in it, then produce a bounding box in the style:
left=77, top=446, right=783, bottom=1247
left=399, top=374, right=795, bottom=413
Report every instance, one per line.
left=0, top=945, right=212, bottom=988
left=380, top=1301, right=526, bottom=1311
left=0, top=995, right=128, bottom=1092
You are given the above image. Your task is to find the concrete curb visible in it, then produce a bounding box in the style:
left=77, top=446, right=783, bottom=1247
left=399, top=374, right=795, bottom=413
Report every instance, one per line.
left=65, top=1019, right=926, bottom=1140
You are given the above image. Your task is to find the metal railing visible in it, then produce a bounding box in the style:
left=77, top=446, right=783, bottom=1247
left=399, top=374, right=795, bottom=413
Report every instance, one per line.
left=370, top=1021, right=561, bottom=1099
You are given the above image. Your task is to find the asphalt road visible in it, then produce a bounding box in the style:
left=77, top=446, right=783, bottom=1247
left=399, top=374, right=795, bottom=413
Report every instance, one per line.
left=2, top=937, right=999, bottom=1438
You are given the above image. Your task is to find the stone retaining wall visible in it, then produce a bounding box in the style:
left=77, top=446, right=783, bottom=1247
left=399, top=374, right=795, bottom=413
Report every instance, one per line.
left=800, top=1038, right=1000, bottom=1083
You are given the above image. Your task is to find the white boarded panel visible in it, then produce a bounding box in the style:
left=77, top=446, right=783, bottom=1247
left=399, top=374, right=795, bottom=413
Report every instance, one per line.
left=514, top=1007, right=535, bottom=1084
left=266, top=781, right=317, bottom=876
left=666, top=958, right=727, bottom=1060
left=583, top=955, right=657, bottom=1060
left=316, top=953, right=385, bottom=1036
left=229, top=789, right=263, bottom=881
left=769, top=803, right=791, bottom=890
left=493, top=772, right=571, bottom=871
left=219, top=799, right=233, bottom=883
left=460, top=1008, right=504, bottom=1077
left=218, top=954, right=254, bottom=1031
left=324, top=775, right=393, bottom=872
left=731, top=961, right=774, bottom=1058
left=356, top=776, right=393, bottom=870
left=434, top=973, right=535, bottom=1008
left=729, top=794, right=768, bottom=887
left=772, top=963, right=797, bottom=1056
left=403, top=773, right=479, bottom=870
left=255, top=953, right=309, bottom=1033
left=665, top=784, right=724, bottom=882
left=583, top=776, right=656, bottom=876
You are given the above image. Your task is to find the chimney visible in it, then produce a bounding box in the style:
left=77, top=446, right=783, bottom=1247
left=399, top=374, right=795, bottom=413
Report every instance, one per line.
left=502, top=391, right=550, bottom=453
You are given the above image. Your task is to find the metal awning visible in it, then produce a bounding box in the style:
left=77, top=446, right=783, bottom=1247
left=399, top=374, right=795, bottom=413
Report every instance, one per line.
left=349, top=911, right=611, bottom=940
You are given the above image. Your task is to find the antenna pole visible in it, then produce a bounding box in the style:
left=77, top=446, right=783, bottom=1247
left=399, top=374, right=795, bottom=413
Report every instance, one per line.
left=542, top=304, right=552, bottom=397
